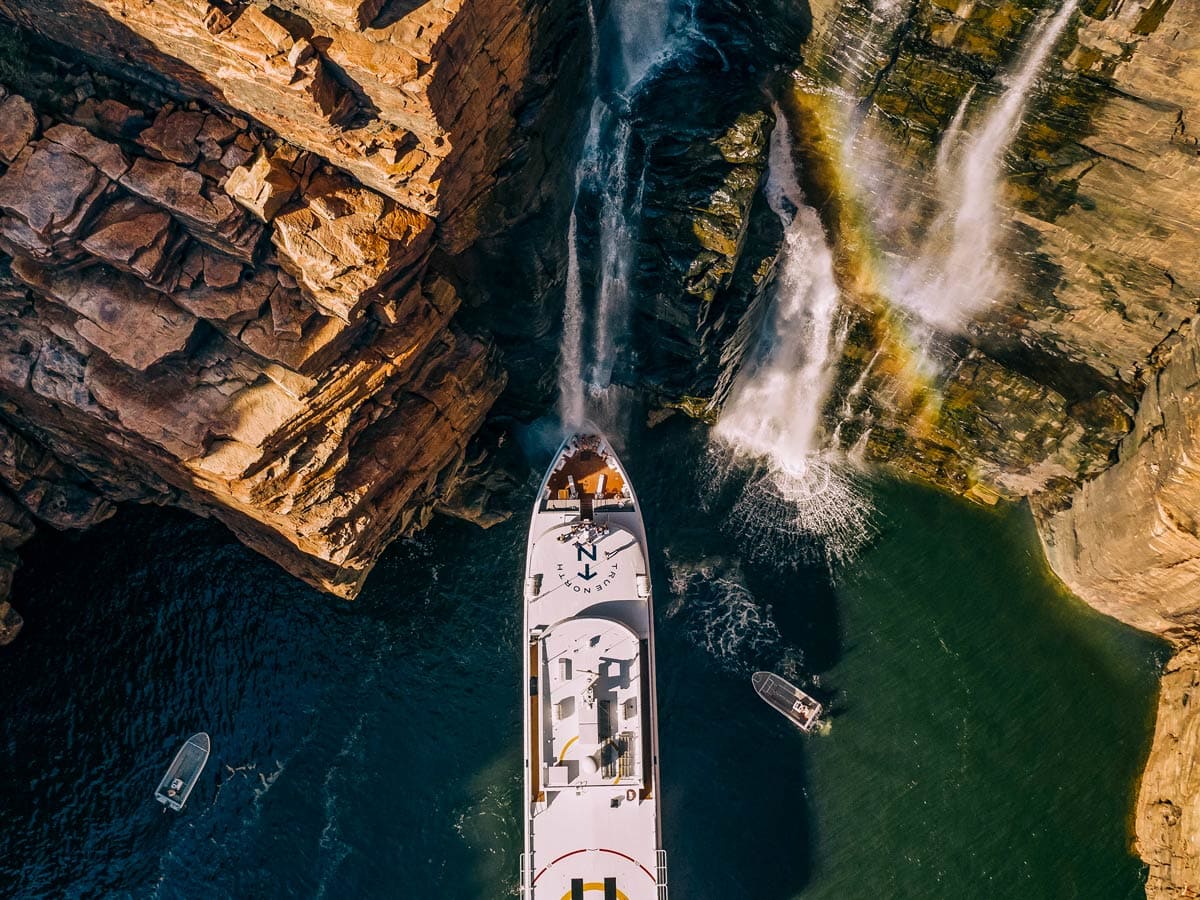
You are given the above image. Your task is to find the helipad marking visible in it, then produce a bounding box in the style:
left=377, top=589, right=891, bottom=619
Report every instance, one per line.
left=558, top=885, right=628, bottom=900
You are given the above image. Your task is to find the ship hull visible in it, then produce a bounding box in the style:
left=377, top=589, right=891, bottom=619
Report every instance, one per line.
left=520, top=434, right=666, bottom=899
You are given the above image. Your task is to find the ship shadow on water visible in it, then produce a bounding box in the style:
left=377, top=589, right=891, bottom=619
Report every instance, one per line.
left=628, top=416, right=851, bottom=899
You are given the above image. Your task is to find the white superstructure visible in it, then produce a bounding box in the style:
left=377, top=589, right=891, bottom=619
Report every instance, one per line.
left=521, top=434, right=667, bottom=900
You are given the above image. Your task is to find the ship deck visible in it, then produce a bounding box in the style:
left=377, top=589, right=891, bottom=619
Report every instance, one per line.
left=524, top=435, right=663, bottom=899
left=545, top=444, right=627, bottom=502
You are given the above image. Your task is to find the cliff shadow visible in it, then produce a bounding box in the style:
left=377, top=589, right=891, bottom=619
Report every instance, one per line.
left=627, top=415, right=841, bottom=898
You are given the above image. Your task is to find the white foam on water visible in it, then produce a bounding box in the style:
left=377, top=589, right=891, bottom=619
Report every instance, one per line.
left=314, top=713, right=368, bottom=899
left=666, top=556, right=782, bottom=673
left=713, top=448, right=876, bottom=568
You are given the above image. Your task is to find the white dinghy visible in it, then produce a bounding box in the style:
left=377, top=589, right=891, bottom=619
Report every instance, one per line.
left=154, top=732, right=210, bottom=811
left=753, top=671, right=823, bottom=732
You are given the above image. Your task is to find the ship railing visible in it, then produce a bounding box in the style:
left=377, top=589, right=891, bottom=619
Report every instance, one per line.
left=656, top=849, right=669, bottom=899
left=520, top=852, right=529, bottom=896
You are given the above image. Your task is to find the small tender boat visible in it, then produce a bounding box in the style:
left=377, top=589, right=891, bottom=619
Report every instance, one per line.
left=154, top=732, right=210, bottom=811
left=753, top=671, right=822, bottom=732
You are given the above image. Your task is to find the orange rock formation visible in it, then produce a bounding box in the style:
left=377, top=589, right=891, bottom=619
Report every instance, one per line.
left=0, top=0, right=575, bottom=602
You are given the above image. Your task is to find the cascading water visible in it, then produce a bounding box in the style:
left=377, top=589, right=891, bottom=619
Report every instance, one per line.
left=555, top=0, right=686, bottom=429
left=558, top=203, right=588, bottom=428
left=891, top=0, right=1079, bottom=329
left=556, top=1, right=602, bottom=428
left=611, top=0, right=671, bottom=90
left=589, top=119, right=638, bottom=389
left=715, top=112, right=844, bottom=469
left=712, top=107, right=874, bottom=564
left=707, top=1, right=1079, bottom=535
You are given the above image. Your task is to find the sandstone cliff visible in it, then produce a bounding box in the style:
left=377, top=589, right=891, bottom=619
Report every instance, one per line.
left=1040, top=320, right=1200, bottom=640
left=0, top=0, right=583, bottom=610
left=612, top=0, right=1200, bottom=893
left=1135, top=645, right=1200, bottom=900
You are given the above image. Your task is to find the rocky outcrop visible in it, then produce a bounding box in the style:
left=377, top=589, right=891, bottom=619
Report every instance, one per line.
left=0, top=0, right=558, bottom=251
left=630, top=0, right=1199, bottom=512
left=1136, top=646, right=1200, bottom=900
left=0, top=76, right=505, bottom=598
left=1039, top=322, right=1200, bottom=639
left=802, top=1, right=1200, bottom=894
left=799, top=0, right=1200, bottom=505
left=0, top=0, right=582, bottom=604
left=613, top=3, right=1200, bottom=890
left=635, top=104, right=779, bottom=407
left=1039, top=314, right=1200, bottom=900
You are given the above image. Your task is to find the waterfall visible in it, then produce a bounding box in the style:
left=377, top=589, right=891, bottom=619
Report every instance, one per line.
left=558, top=96, right=606, bottom=427
left=892, top=0, right=1078, bottom=329
left=700, top=1, right=1076, bottom=560
left=715, top=109, right=845, bottom=473
left=555, top=0, right=687, bottom=428
left=558, top=204, right=587, bottom=427
left=712, top=108, right=874, bottom=561
left=589, top=119, right=638, bottom=389
left=611, top=0, right=671, bottom=91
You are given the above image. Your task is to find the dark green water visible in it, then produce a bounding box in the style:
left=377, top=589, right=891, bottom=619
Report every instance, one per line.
left=0, top=420, right=1164, bottom=898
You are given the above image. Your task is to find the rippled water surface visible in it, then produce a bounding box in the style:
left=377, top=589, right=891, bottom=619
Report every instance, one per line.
left=0, top=420, right=1164, bottom=898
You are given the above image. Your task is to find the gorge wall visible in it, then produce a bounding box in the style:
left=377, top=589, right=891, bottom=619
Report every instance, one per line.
left=0, top=0, right=586, bottom=624
left=0, top=0, right=1196, bottom=894
left=608, top=0, right=1200, bottom=894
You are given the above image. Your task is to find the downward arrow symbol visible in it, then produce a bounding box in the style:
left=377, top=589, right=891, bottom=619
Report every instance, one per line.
left=578, top=563, right=597, bottom=581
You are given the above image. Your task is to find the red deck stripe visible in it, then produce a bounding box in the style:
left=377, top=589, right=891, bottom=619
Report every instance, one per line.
left=531, top=847, right=657, bottom=884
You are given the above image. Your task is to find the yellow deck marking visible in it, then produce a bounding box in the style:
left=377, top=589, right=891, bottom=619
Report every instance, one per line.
left=558, top=885, right=629, bottom=900
left=558, top=734, right=580, bottom=762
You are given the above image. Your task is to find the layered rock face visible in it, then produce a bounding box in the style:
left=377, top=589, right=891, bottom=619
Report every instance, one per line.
left=0, top=0, right=547, bottom=250
left=632, top=0, right=1199, bottom=509
left=790, top=0, right=1200, bottom=508
left=0, top=0, right=580, bottom=605
left=616, top=3, right=1200, bottom=893
left=1040, top=322, right=1200, bottom=640
left=1137, top=646, right=1200, bottom=900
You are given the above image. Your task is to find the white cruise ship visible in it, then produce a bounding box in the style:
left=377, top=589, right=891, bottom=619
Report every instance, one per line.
left=521, top=433, right=667, bottom=900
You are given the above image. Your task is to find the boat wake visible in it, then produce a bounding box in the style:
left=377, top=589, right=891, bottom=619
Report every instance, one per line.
left=665, top=555, right=784, bottom=674
left=314, top=712, right=369, bottom=899
left=452, top=768, right=522, bottom=896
